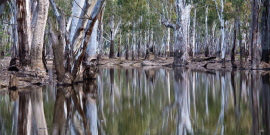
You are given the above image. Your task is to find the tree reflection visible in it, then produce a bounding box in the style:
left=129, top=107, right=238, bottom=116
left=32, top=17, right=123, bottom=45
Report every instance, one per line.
left=173, top=68, right=192, bottom=134
left=83, top=79, right=98, bottom=135
left=51, top=87, right=68, bottom=135
left=3, top=68, right=270, bottom=135
left=18, top=86, right=48, bottom=135
left=261, top=72, right=270, bottom=135
left=250, top=71, right=260, bottom=135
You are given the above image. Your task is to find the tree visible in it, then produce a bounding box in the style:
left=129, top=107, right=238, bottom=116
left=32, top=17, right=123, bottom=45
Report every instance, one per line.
left=108, top=0, right=122, bottom=58
left=250, top=0, right=260, bottom=68
left=161, top=0, right=192, bottom=66
left=214, top=0, right=226, bottom=67
left=261, top=0, right=270, bottom=63
left=16, top=0, right=49, bottom=74
left=49, top=0, right=105, bottom=82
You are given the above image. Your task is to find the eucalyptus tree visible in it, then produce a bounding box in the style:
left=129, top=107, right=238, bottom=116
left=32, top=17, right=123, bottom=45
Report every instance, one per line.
left=261, top=0, right=270, bottom=63
left=49, top=0, right=105, bottom=82
left=13, top=0, right=50, bottom=74
left=107, top=0, right=122, bottom=58
left=250, top=0, right=260, bottom=68
left=161, top=0, right=192, bottom=66
left=214, top=0, right=226, bottom=67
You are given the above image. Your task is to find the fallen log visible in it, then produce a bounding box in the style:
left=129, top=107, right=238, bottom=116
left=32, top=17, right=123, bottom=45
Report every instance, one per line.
left=192, top=56, right=216, bottom=62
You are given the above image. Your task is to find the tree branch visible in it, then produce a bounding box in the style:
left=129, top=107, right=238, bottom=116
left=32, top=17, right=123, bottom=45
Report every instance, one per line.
left=161, top=18, right=176, bottom=29
left=113, top=18, right=122, bottom=37
left=49, top=0, right=61, bottom=22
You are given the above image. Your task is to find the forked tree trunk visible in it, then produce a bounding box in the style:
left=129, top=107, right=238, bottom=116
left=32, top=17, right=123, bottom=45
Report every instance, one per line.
left=49, top=0, right=105, bottom=82
left=15, top=0, right=49, bottom=74
left=161, top=0, right=191, bottom=67
left=109, top=15, right=121, bottom=58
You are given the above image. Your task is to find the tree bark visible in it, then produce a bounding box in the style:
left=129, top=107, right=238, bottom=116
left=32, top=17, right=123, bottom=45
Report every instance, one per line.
left=231, top=20, right=237, bottom=68
left=261, top=0, right=270, bottom=63
left=251, top=0, right=260, bottom=68
left=109, top=15, right=115, bottom=58
left=109, top=15, right=121, bottom=59
left=205, top=6, right=209, bottom=57
left=161, top=1, right=191, bottom=67
left=48, top=20, right=65, bottom=82
left=17, top=0, right=31, bottom=67
left=30, top=0, right=49, bottom=73
left=214, top=0, right=226, bottom=67
left=192, top=8, right=196, bottom=58
left=117, top=35, right=121, bottom=57
left=237, top=9, right=243, bottom=68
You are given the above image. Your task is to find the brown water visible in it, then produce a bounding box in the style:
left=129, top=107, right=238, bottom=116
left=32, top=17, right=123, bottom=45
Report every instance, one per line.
left=0, top=68, right=269, bottom=135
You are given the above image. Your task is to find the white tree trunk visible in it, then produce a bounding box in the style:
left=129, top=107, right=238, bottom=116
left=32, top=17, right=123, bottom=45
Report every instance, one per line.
left=167, top=28, right=171, bottom=57
left=205, top=6, right=209, bottom=56
left=174, top=0, right=191, bottom=66
left=214, top=0, right=226, bottom=63
left=30, top=0, right=49, bottom=73
left=86, top=20, right=99, bottom=62
left=69, top=0, right=85, bottom=43
left=192, top=8, right=196, bottom=57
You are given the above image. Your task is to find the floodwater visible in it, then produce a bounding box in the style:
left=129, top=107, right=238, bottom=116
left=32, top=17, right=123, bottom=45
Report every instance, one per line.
left=0, top=67, right=270, bottom=135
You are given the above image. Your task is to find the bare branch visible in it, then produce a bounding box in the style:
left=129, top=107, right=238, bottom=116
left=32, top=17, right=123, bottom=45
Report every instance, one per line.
left=161, top=18, right=176, bottom=29
left=146, top=0, right=163, bottom=17
left=49, top=0, right=61, bottom=22
left=73, top=0, right=90, bottom=18
left=113, top=18, right=122, bottom=37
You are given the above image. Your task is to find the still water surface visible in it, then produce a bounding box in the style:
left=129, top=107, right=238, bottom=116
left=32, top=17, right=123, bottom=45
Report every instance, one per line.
left=0, top=67, right=269, bottom=135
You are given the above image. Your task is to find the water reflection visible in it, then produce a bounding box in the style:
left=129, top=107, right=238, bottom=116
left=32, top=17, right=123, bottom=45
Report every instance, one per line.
left=1, top=68, right=270, bottom=135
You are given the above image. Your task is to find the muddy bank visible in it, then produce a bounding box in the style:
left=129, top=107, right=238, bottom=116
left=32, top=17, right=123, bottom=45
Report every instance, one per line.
left=98, top=56, right=270, bottom=71
left=1, top=55, right=270, bottom=90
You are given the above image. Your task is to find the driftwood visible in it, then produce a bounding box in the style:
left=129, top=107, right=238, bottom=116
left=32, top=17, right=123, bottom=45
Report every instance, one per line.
left=192, top=56, right=216, bottom=62
left=142, top=60, right=172, bottom=66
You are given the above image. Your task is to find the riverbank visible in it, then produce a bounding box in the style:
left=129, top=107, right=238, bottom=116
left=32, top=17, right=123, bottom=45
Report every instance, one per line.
left=1, top=55, right=270, bottom=89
